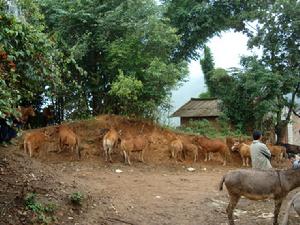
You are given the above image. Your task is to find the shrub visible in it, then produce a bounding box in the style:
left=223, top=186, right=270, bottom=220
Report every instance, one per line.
left=69, top=192, right=84, bottom=206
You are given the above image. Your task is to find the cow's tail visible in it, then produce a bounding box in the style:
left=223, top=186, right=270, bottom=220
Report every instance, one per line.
left=218, top=175, right=226, bottom=191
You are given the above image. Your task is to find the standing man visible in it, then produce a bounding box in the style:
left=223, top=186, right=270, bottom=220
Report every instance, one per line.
left=250, top=130, right=272, bottom=169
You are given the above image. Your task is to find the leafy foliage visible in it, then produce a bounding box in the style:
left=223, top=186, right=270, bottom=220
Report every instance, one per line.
left=24, top=192, right=56, bottom=224
left=39, top=0, right=188, bottom=119
left=177, top=118, right=245, bottom=139
left=210, top=57, right=282, bottom=132
left=200, top=46, right=215, bottom=96
left=0, top=1, right=64, bottom=118
left=163, top=0, right=275, bottom=60
left=245, top=0, right=300, bottom=141
left=69, top=192, right=84, bottom=206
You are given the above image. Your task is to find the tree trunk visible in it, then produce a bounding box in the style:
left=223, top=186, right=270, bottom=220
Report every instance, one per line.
left=275, top=121, right=288, bottom=144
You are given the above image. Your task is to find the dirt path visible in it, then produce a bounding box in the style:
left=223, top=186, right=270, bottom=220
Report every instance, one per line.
left=56, top=161, right=225, bottom=225
left=42, top=160, right=299, bottom=225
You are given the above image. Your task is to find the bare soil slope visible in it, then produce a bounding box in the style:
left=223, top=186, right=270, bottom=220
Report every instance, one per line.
left=1, top=115, right=299, bottom=225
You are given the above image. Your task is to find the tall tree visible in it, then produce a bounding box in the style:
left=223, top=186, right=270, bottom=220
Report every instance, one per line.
left=246, top=0, right=300, bottom=142
left=200, top=46, right=215, bottom=97
left=40, top=0, right=188, bottom=119
left=0, top=0, right=63, bottom=118
left=211, top=57, right=282, bottom=132
left=163, top=0, right=274, bottom=60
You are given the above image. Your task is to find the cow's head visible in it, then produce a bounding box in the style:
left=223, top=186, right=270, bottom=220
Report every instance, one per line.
left=231, top=142, right=241, bottom=152
left=26, top=106, right=36, bottom=117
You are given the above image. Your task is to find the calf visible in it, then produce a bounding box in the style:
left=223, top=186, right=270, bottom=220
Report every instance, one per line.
left=183, top=142, right=199, bottom=162
left=24, top=131, right=49, bottom=157
left=194, top=136, right=230, bottom=166
left=17, top=106, right=36, bottom=129
left=170, top=138, right=184, bottom=162
left=231, top=142, right=251, bottom=167
left=57, top=125, right=80, bottom=159
left=102, top=128, right=120, bottom=162
left=267, top=144, right=287, bottom=163
left=121, top=135, right=148, bottom=165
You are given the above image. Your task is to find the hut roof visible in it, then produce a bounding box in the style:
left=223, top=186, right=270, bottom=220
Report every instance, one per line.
left=171, top=98, right=221, bottom=117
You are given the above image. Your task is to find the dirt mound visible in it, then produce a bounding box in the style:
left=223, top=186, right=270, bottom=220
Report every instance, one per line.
left=18, top=114, right=262, bottom=166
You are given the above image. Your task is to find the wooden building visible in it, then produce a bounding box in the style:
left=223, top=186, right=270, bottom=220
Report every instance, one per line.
left=171, top=98, right=221, bottom=126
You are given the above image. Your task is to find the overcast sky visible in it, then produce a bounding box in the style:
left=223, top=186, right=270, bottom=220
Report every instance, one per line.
left=168, top=30, right=255, bottom=126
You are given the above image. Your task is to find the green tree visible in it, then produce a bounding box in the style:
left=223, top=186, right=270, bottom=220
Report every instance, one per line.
left=246, top=0, right=300, bottom=142
left=212, top=57, right=282, bottom=132
left=200, top=46, right=215, bottom=97
left=40, top=0, right=188, bottom=119
left=0, top=1, right=63, bottom=118
left=163, top=0, right=274, bottom=60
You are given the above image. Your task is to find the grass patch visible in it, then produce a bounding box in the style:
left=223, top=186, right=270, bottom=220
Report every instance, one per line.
left=24, top=192, right=56, bottom=224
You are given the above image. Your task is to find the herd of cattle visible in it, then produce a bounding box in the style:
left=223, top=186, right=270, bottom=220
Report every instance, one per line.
left=21, top=122, right=300, bottom=167
left=6, top=106, right=300, bottom=166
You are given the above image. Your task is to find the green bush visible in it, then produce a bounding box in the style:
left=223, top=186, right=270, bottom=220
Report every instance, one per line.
left=69, top=192, right=84, bottom=206
left=177, top=118, right=246, bottom=138
left=24, top=192, right=56, bottom=224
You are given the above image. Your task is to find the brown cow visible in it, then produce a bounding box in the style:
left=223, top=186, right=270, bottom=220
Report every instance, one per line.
left=182, top=142, right=199, bottom=163
left=57, top=125, right=80, bottom=159
left=102, top=128, right=120, bottom=162
left=231, top=142, right=251, bottom=167
left=17, top=106, right=36, bottom=128
left=42, top=107, right=54, bottom=126
left=120, top=135, right=148, bottom=165
left=267, top=144, right=287, bottom=163
left=170, top=138, right=184, bottom=162
left=194, top=136, right=230, bottom=166
left=23, top=131, right=49, bottom=158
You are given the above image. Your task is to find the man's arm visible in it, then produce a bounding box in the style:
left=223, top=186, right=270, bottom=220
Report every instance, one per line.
left=260, top=144, right=272, bottom=160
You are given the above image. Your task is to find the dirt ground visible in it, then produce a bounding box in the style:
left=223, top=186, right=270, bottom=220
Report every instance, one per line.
left=1, top=115, right=300, bottom=225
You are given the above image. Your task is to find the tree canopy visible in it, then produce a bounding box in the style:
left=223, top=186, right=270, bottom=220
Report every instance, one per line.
left=39, top=0, right=188, bottom=119
left=195, top=0, right=299, bottom=139
left=0, top=0, right=63, bottom=118
left=0, top=0, right=299, bottom=136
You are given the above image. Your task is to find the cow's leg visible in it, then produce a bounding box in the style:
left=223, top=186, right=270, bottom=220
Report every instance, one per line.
left=242, top=157, right=245, bottom=166
left=273, top=199, right=283, bottom=225
left=174, top=150, right=178, bottom=162
left=204, top=152, right=208, bottom=161
left=127, top=152, right=132, bottom=165
left=246, top=157, right=249, bottom=167
left=178, top=150, right=184, bottom=162
left=58, top=138, right=63, bottom=153
left=103, top=145, right=108, bottom=161
left=194, top=150, right=198, bottom=162
left=24, top=142, right=27, bottom=155
left=108, top=146, right=113, bottom=163
left=222, top=152, right=227, bottom=166
left=123, top=150, right=127, bottom=163
left=226, top=194, right=240, bottom=225
left=140, top=150, right=145, bottom=163
left=28, top=143, right=33, bottom=158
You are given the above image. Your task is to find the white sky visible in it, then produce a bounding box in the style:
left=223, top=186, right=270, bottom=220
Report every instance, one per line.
left=168, top=30, right=255, bottom=126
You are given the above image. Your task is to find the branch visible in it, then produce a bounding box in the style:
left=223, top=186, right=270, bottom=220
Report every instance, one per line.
left=293, top=109, right=300, bottom=118
left=285, top=82, right=300, bottom=121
